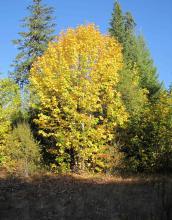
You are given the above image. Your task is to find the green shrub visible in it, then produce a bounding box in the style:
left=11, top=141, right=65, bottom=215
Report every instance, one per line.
left=4, top=122, right=41, bottom=176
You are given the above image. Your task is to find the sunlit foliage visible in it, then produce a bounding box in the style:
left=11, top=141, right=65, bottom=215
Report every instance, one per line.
left=30, top=24, right=128, bottom=172
left=0, top=79, right=21, bottom=166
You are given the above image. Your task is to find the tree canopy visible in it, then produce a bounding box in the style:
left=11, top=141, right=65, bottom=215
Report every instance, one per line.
left=11, top=0, right=55, bottom=87
left=30, top=24, right=128, bottom=172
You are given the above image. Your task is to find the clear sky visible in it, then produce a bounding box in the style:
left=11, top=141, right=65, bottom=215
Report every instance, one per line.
left=0, top=0, right=171, bottom=87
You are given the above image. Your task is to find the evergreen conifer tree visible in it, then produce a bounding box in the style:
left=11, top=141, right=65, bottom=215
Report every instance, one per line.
left=109, top=1, right=125, bottom=45
left=11, top=0, right=55, bottom=87
left=109, top=1, right=161, bottom=97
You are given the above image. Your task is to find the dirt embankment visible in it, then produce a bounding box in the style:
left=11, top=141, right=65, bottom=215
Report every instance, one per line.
left=0, top=172, right=172, bottom=220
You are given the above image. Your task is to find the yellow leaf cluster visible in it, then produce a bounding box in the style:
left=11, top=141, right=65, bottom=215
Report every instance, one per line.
left=30, top=24, right=128, bottom=171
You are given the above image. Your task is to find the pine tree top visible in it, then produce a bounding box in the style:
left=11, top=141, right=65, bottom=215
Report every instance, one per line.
left=11, top=0, right=56, bottom=87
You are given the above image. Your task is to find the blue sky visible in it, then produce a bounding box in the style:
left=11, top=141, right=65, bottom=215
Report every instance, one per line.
left=0, top=0, right=171, bottom=87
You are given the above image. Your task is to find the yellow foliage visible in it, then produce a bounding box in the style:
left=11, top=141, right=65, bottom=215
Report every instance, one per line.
left=30, top=24, right=128, bottom=172
left=0, top=79, right=21, bottom=146
left=0, top=79, right=21, bottom=167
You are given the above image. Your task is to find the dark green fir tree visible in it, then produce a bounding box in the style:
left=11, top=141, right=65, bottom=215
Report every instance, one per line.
left=109, top=1, right=125, bottom=45
left=109, top=1, right=161, bottom=98
left=11, top=0, right=56, bottom=87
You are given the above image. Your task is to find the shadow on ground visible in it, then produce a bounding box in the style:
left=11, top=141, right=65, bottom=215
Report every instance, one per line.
left=0, top=174, right=172, bottom=220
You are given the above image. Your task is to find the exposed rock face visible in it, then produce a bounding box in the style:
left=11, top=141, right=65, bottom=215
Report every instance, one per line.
left=0, top=175, right=172, bottom=220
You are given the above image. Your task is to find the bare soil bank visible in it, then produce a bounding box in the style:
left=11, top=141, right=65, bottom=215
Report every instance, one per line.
left=0, top=173, right=172, bottom=220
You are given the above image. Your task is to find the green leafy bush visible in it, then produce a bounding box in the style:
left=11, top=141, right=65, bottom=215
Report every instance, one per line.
left=3, top=122, right=41, bottom=176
